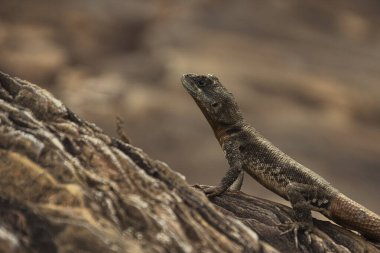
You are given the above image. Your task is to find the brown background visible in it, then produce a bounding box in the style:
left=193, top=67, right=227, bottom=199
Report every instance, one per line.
left=1, top=0, right=379, bottom=214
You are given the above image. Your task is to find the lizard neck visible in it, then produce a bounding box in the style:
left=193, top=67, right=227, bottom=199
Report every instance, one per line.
left=214, top=122, right=245, bottom=145
left=193, top=97, right=245, bottom=145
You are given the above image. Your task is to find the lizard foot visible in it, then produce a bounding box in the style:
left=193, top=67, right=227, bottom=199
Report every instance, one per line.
left=203, top=186, right=227, bottom=198
left=278, top=221, right=312, bottom=249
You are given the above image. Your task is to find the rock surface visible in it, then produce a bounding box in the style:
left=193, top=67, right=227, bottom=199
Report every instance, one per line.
left=0, top=72, right=276, bottom=252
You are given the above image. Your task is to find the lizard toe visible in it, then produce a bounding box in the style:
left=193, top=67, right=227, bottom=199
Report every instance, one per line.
left=278, top=221, right=313, bottom=249
left=203, top=186, right=226, bottom=198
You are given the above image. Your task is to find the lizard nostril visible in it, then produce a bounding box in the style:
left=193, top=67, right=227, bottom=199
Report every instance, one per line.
left=212, top=102, right=220, bottom=108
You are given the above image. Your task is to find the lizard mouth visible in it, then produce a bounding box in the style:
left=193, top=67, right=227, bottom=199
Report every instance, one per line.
left=181, top=73, right=201, bottom=96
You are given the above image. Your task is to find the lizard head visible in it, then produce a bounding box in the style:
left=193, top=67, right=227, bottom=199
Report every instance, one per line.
left=181, top=73, right=243, bottom=129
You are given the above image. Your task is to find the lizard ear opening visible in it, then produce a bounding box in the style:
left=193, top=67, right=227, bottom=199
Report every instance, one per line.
left=210, top=102, right=223, bottom=114
left=211, top=102, right=220, bottom=107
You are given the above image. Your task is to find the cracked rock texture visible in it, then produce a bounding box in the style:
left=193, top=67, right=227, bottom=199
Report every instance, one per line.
left=0, top=72, right=277, bottom=253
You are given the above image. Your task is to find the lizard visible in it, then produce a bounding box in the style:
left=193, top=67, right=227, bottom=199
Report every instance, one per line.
left=181, top=73, right=380, bottom=247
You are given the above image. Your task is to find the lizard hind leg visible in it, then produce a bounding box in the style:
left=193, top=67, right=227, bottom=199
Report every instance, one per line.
left=279, top=183, right=315, bottom=248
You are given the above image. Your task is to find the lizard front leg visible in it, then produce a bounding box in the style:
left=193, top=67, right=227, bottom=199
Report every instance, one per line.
left=229, top=171, right=244, bottom=191
left=204, top=139, right=242, bottom=197
left=279, top=183, right=315, bottom=248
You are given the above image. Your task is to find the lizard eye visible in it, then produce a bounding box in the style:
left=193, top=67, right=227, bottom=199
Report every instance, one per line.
left=197, top=77, right=213, bottom=87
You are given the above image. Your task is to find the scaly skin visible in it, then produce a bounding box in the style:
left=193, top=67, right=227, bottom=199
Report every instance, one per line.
left=181, top=73, right=380, bottom=245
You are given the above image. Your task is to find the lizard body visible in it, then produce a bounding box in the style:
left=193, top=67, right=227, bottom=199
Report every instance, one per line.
left=181, top=73, right=380, bottom=244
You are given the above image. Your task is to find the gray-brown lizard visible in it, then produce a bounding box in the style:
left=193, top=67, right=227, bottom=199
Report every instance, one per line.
left=181, top=73, right=380, bottom=246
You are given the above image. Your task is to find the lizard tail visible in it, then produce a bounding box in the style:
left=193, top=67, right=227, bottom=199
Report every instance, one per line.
left=329, top=193, right=380, bottom=242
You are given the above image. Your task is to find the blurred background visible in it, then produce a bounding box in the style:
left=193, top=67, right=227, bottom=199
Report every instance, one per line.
left=0, top=0, right=379, bottom=214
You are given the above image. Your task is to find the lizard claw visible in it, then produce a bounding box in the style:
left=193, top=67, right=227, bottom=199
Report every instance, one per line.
left=278, top=221, right=313, bottom=249
left=203, top=186, right=227, bottom=198
left=192, top=184, right=203, bottom=190
left=305, top=229, right=312, bottom=245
